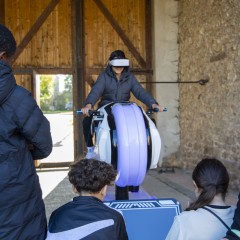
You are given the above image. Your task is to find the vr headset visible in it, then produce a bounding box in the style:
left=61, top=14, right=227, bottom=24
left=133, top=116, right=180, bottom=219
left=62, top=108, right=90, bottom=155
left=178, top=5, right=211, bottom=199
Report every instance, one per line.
left=109, top=58, right=129, bottom=67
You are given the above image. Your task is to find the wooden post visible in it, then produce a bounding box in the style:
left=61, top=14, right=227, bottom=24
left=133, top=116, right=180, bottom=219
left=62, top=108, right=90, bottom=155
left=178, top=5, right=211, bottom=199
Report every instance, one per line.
left=72, top=0, right=85, bottom=160
left=145, top=0, right=153, bottom=94
left=0, top=0, right=5, bottom=24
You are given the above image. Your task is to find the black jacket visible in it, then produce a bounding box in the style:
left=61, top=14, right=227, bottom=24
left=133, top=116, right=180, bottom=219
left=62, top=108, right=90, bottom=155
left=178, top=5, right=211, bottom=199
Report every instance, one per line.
left=84, top=65, right=157, bottom=108
left=0, top=60, right=52, bottom=240
left=225, top=193, right=240, bottom=240
left=47, top=196, right=129, bottom=240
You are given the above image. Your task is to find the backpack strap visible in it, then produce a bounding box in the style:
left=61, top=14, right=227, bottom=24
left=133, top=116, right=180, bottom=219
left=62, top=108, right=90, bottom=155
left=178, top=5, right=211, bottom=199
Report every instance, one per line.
left=202, top=206, right=231, bottom=231
left=202, top=206, right=240, bottom=239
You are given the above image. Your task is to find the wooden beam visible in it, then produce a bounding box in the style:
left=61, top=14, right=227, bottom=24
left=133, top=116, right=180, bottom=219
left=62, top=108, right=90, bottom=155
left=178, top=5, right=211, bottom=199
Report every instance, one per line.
left=13, top=67, right=73, bottom=75
left=145, top=0, right=152, bottom=69
left=145, top=0, right=152, bottom=93
left=93, top=0, right=146, bottom=68
left=0, top=0, right=5, bottom=24
left=12, top=0, right=60, bottom=63
left=72, top=0, right=85, bottom=158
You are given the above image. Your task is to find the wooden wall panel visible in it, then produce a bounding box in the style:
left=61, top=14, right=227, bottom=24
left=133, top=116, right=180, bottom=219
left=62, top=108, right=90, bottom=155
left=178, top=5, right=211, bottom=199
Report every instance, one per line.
left=84, top=0, right=146, bottom=69
left=15, top=75, right=32, bottom=92
left=4, top=0, right=72, bottom=68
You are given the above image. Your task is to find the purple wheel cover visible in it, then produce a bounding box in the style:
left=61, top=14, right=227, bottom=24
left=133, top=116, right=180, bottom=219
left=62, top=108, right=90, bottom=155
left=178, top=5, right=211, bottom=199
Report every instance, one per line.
left=112, top=103, right=147, bottom=187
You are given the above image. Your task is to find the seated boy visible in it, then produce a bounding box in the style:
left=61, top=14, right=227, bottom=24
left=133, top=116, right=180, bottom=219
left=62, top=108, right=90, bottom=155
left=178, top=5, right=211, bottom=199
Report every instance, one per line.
left=46, top=158, right=128, bottom=240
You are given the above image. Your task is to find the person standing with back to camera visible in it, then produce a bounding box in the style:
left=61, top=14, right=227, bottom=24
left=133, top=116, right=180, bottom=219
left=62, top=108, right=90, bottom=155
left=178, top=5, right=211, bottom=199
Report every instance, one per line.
left=81, top=49, right=164, bottom=159
left=0, top=24, right=52, bottom=239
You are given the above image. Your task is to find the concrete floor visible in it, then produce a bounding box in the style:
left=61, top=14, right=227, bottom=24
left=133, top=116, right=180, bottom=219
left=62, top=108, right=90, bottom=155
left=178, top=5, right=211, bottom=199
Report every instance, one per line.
left=38, top=112, right=239, bottom=222
left=37, top=167, right=238, bottom=221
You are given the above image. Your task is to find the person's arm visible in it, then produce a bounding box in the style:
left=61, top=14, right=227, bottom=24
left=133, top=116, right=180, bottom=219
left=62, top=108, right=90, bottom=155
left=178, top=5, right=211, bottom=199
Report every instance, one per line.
left=115, top=214, right=129, bottom=240
left=83, top=73, right=106, bottom=109
left=29, top=115, right=52, bottom=160
left=130, top=74, right=164, bottom=111
left=165, top=216, right=183, bottom=240
left=14, top=89, right=52, bottom=160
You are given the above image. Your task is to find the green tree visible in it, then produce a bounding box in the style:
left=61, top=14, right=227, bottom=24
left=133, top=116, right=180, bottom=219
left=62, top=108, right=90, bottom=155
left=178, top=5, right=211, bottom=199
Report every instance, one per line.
left=64, top=75, right=73, bottom=93
left=40, top=75, right=54, bottom=110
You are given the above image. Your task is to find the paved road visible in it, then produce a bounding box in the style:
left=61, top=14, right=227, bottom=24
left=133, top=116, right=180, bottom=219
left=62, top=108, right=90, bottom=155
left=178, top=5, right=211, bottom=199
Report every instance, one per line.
left=42, top=112, right=74, bottom=163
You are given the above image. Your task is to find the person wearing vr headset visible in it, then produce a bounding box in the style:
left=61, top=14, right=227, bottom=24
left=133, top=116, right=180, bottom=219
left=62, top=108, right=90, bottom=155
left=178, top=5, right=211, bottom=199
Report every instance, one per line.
left=81, top=50, right=164, bottom=159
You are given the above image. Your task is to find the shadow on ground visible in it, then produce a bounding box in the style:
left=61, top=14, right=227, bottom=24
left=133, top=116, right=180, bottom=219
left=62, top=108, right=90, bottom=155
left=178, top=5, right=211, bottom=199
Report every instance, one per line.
left=43, top=176, right=75, bottom=220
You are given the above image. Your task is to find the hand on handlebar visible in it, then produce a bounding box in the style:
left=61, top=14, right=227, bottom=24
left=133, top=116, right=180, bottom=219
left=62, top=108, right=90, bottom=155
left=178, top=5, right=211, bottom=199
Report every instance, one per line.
left=151, top=103, right=167, bottom=112
left=81, top=104, right=92, bottom=116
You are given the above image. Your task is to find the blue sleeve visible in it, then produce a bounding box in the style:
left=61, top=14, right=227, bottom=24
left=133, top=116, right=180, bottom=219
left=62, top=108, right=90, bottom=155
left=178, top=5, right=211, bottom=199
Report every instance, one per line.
left=14, top=87, right=52, bottom=159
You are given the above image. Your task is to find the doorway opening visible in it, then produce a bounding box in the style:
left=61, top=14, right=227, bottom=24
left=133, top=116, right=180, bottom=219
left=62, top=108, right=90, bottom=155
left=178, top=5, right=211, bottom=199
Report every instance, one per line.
left=35, top=74, right=74, bottom=168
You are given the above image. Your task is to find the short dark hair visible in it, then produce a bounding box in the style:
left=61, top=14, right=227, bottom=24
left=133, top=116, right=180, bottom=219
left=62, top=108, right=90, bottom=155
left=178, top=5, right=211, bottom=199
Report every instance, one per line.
left=0, top=24, right=16, bottom=58
left=68, top=158, right=117, bottom=194
left=186, top=158, right=229, bottom=211
left=109, top=50, right=126, bottom=60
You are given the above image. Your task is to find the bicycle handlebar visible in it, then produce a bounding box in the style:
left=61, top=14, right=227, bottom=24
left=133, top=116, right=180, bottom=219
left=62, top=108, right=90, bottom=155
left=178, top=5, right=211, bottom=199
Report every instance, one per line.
left=76, top=110, right=102, bottom=116
left=77, top=107, right=167, bottom=116
left=146, top=107, right=167, bottom=115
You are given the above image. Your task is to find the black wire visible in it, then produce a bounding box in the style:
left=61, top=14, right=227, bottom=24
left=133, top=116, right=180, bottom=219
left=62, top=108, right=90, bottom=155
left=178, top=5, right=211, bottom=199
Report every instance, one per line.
left=139, top=79, right=209, bottom=85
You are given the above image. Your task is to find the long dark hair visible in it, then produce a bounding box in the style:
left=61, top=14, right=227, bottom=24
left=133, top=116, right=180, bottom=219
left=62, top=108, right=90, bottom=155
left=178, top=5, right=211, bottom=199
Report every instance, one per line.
left=186, top=158, right=229, bottom=211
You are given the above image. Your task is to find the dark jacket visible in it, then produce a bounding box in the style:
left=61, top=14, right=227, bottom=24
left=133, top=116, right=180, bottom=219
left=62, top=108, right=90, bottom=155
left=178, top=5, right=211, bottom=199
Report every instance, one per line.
left=225, top=193, right=240, bottom=240
left=84, top=65, right=157, bottom=108
left=0, top=60, right=52, bottom=240
left=47, top=196, right=129, bottom=240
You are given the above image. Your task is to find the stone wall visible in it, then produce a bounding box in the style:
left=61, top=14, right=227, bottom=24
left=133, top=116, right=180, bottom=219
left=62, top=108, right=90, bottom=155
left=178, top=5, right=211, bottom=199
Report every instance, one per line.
left=173, top=0, right=240, bottom=190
